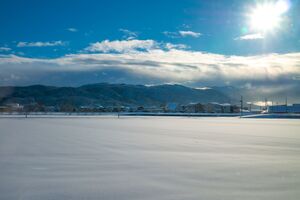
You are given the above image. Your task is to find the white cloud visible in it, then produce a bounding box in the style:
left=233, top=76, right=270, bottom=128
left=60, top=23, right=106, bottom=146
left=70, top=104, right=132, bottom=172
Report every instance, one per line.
left=85, top=39, right=189, bottom=53
left=0, top=47, right=11, bottom=51
left=85, top=39, right=158, bottom=53
left=165, top=43, right=188, bottom=50
left=163, top=31, right=179, bottom=38
left=67, top=28, right=78, bottom=32
left=163, top=31, right=202, bottom=38
left=119, top=29, right=138, bottom=40
left=179, top=31, right=202, bottom=38
left=235, top=33, right=264, bottom=40
left=195, top=87, right=211, bottom=90
left=17, top=41, right=66, bottom=47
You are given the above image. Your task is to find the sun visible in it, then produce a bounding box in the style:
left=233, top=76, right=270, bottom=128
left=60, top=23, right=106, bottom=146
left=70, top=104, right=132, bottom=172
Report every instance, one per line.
left=249, top=0, right=290, bottom=32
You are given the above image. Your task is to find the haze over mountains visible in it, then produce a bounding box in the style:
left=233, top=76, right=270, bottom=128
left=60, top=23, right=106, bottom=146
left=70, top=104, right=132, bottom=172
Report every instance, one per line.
left=0, top=83, right=299, bottom=107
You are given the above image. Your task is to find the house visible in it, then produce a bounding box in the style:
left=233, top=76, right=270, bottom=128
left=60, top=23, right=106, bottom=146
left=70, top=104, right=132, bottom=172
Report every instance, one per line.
left=220, top=103, right=231, bottom=113
left=79, top=105, right=105, bottom=112
left=5, top=103, right=24, bottom=112
left=183, top=103, right=205, bottom=113
left=0, top=106, right=9, bottom=112
left=204, top=103, right=222, bottom=113
left=144, top=106, right=164, bottom=113
left=230, top=105, right=240, bottom=113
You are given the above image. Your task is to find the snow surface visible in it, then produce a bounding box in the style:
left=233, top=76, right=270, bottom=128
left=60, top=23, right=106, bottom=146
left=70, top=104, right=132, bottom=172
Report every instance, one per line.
left=0, top=116, right=300, bottom=200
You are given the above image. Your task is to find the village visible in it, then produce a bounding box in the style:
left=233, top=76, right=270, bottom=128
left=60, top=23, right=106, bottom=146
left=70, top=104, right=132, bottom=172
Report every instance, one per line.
left=1, top=101, right=300, bottom=114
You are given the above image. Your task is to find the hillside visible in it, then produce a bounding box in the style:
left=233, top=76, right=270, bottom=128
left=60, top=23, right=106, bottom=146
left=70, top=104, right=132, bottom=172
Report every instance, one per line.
left=0, top=83, right=231, bottom=107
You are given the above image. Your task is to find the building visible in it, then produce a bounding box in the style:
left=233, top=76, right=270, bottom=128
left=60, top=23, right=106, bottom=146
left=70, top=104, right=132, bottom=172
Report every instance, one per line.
left=289, top=104, right=300, bottom=113
left=179, top=102, right=236, bottom=113
left=0, top=106, right=9, bottom=112
left=268, top=104, right=300, bottom=113
left=220, top=103, right=231, bottom=113
left=143, top=106, right=164, bottom=113
left=183, top=103, right=205, bottom=113
left=204, top=103, right=222, bottom=113
left=268, top=105, right=287, bottom=113
left=5, top=103, right=24, bottom=112
left=78, top=105, right=105, bottom=112
left=202, top=103, right=239, bottom=113
left=165, top=103, right=178, bottom=112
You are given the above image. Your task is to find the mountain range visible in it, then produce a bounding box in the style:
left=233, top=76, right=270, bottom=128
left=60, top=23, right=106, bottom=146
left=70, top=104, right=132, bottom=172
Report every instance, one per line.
left=0, top=83, right=232, bottom=107
left=0, top=83, right=299, bottom=108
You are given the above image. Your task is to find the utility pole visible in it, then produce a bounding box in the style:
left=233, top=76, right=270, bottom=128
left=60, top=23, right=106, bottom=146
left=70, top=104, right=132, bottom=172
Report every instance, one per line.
left=240, top=96, right=243, bottom=118
left=285, top=97, right=288, bottom=113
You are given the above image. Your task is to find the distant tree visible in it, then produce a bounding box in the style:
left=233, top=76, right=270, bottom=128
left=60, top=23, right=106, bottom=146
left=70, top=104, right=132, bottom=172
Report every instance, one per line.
left=60, top=103, right=76, bottom=112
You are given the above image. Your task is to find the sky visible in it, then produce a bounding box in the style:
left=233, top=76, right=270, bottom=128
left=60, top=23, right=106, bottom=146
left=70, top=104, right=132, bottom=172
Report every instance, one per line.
left=0, top=0, right=300, bottom=90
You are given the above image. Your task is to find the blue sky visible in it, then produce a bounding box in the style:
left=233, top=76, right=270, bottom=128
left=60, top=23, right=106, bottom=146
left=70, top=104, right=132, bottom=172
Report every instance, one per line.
left=0, top=0, right=300, bottom=90
left=1, top=0, right=299, bottom=56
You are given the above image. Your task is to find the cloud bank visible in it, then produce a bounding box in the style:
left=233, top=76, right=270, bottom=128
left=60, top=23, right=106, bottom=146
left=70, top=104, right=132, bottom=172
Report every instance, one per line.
left=0, top=39, right=299, bottom=89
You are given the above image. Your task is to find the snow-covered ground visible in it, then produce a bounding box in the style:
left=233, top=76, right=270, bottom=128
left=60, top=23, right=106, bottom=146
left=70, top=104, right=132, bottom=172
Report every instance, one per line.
left=0, top=116, right=300, bottom=200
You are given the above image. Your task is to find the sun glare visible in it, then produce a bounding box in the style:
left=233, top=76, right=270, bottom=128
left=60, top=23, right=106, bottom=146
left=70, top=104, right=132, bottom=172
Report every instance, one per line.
left=249, top=0, right=290, bottom=32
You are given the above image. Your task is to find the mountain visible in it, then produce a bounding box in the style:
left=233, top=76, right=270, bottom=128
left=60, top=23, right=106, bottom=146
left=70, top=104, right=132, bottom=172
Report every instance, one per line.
left=212, top=85, right=300, bottom=105
left=0, top=83, right=231, bottom=107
